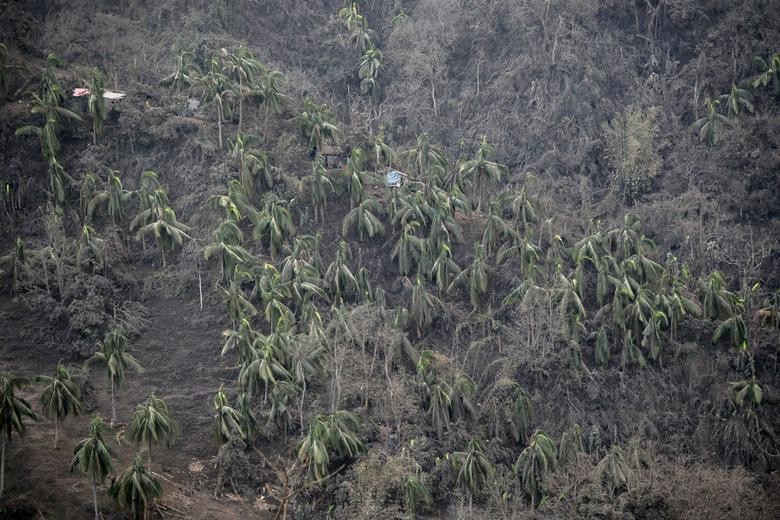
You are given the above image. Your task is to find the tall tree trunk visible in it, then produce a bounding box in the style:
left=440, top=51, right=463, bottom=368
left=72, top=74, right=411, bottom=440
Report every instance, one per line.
left=148, top=437, right=152, bottom=469
left=110, top=376, right=116, bottom=427
left=0, top=438, right=6, bottom=499
left=92, top=479, right=99, bottom=520
left=264, top=102, right=270, bottom=143
left=238, top=76, right=243, bottom=132
left=217, top=106, right=223, bottom=150
left=54, top=415, right=59, bottom=449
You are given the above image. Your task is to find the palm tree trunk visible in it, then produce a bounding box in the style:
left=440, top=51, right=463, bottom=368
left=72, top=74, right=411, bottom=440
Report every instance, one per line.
left=238, top=76, right=244, bottom=132
left=264, top=102, right=270, bottom=143
left=0, top=438, right=5, bottom=499
left=161, top=246, right=167, bottom=268
left=110, top=375, right=116, bottom=427
left=148, top=437, right=153, bottom=469
left=217, top=105, right=223, bottom=150
left=92, top=479, right=99, bottom=520
left=54, top=415, right=59, bottom=449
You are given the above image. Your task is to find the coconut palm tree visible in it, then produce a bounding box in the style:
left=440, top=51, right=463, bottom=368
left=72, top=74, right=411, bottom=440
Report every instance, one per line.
left=239, top=339, right=290, bottom=402
left=250, top=263, right=294, bottom=332
left=392, top=222, right=424, bottom=276
left=252, top=199, right=295, bottom=261
left=410, top=276, right=444, bottom=337
left=402, top=133, right=449, bottom=188
left=342, top=197, right=385, bottom=240
left=301, top=158, right=334, bottom=224
left=213, top=385, right=245, bottom=445
left=197, top=59, right=235, bottom=150
left=449, top=243, right=491, bottom=309
left=259, top=67, right=286, bottom=141
left=230, top=131, right=274, bottom=195
left=37, top=363, right=81, bottom=449
left=459, top=136, right=508, bottom=211
left=298, top=410, right=363, bottom=483
left=359, top=47, right=382, bottom=96
left=481, top=379, right=532, bottom=445
left=481, top=201, right=517, bottom=257
left=299, top=97, right=341, bottom=152
left=159, top=51, right=200, bottom=93
left=0, top=375, right=37, bottom=499
left=204, top=219, right=253, bottom=281
left=558, top=424, right=584, bottom=467
left=109, top=453, right=163, bottom=520
left=402, top=469, right=432, bottom=519
left=428, top=242, right=461, bottom=295
left=698, top=271, right=736, bottom=320
left=86, top=68, right=107, bottom=145
left=713, top=301, right=749, bottom=351
left=75, top=224, right=105, bottom=272
left=223, top=43, right=264, bottom=132
left=126, top=393, right=180, bottom=468
left=88, top=169, right=132, bottom=226
left=323, top=241, right=360, bottom=303
left=86, top=329, right=143, bottom=427
left=514, top=430, right=557, bottom=507
left=372, top=128, right=393, bottom=171
left=70, top=416, right=115, bottom=520
left=219, top=279, right=258, bottom=327
left=136, top=206, right=191, bottom=267
left=449, top=439, right=494, bottom=508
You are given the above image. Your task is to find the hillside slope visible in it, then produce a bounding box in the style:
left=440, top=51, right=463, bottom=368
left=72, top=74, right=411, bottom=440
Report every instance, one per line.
left=0, top=1, right=778, bottom=519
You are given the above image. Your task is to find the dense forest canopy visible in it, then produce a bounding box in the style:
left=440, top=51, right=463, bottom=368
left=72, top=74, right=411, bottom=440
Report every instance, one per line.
left=0, top=1, right=778, bottom=518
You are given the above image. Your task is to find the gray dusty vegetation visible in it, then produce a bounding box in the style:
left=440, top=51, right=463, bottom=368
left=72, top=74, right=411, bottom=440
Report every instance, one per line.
left=0, top=1, right=779, bottom=519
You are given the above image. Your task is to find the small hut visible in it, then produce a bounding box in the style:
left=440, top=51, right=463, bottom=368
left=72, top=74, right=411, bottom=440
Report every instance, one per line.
left=318, top=145, right=344, bottom=168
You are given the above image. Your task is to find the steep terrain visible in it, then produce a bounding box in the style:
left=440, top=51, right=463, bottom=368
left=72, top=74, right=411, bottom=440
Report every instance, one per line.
left=1, top=1, right=779, bottom=519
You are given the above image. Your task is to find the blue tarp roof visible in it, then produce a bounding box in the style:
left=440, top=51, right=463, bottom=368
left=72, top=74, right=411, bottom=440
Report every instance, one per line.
left=386, top=170, right=402, bottom=185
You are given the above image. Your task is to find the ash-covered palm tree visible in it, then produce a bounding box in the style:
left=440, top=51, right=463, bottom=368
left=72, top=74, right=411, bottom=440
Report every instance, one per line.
left=197, top=59, right=236, bottom=150
left=87, top=329, right=143, bottom=427
left=37, top=363, right=81, bottom=449
left=75, top=224, right=105, bottom=272
left=88, top=169, right=133, bottom=226
left=449, top=243, right=491, bottom=309
left=252, top=199, right=295, bottom=261
left=127, top=393, right=180, bottom=468
left=402, top=133, right=448, bottom=188
left=223, top=43, right=264, bottom=132
left=136, top=206, right=191, bottom=267
left=213, top=385, right=245, bottom=445
left=299, top=97, right=341, bottom=152
left=301, top=158, right=334, bottom=224
left=71, top=416, right=114, bottom=520
left=87, top=68, right=107, bottom=145
left=109, top=453, right=163, bottom=520
left=342, top=197, right=385, bottom=241
left=459, top=136, right=508, bottom=211
left=409, top=276, right=444, bottom=337
left=204, top=219, right=253, bottom=281
left=323, top=240, right=360, bottom=303
left=514, top=430, right=557, bottom=507
left=0, top=375, right=37, bottom=499
left=298, top=410, right=364, bottom=483
left=159, top=51, right=200, bottom=93
left=449, top=439, right=494, bottom=507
